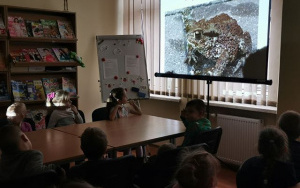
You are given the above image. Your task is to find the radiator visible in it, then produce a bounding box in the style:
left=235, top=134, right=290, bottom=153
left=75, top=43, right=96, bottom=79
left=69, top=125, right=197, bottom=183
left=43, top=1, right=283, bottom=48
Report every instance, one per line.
left=216, top=114, right=263, bottom=165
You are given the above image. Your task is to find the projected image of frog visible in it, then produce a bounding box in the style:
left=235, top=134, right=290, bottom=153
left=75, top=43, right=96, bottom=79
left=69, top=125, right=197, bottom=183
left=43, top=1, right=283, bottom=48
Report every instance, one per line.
left=184, top=11, right=252, bottom=77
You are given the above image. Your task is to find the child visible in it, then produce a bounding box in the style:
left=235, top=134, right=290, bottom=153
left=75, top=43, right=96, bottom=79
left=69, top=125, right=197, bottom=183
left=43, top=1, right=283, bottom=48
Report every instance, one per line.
left=278, top=110, right=300, bottom=181
left=0, top=125, right=64, bottom=181
left=47, top=89, right=83, bottom=128
left=106, top=87, right=142, bottom=121
left=106, top=87, right=143, bottom=157
left=171, top=149, right=220, bottom=188
left=6, top=102, right=32, bottom=132
left=180, top=99, right=211, bottom=146
left=236, top=127, right=298, bottom=188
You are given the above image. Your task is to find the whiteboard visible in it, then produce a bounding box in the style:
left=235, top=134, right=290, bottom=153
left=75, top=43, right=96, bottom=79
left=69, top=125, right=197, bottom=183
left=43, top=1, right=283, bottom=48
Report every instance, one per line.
left=96, top=35, right=150, bottom=102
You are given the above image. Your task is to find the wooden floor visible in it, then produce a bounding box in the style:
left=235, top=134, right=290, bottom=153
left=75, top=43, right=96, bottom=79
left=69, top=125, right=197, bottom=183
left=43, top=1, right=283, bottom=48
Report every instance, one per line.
left=146, top=144, right=237, bottom=188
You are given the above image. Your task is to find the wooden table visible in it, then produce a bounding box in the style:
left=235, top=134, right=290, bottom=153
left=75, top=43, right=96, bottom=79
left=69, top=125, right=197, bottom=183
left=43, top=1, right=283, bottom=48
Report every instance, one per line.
left=54, top=115, right=185, bottom=150
left=25, top=129, right=84, bottom=165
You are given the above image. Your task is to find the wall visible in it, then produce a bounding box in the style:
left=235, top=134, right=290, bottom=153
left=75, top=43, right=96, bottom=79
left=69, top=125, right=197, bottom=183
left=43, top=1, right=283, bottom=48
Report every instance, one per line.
left=0, top=0, right=120, bottom=122
left=277, top=0, right=300, bottom=117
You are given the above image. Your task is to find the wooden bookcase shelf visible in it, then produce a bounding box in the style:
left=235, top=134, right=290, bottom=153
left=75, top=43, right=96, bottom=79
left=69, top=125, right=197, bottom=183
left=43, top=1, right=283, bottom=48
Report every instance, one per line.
left=0, top=5, right=79, bottom=117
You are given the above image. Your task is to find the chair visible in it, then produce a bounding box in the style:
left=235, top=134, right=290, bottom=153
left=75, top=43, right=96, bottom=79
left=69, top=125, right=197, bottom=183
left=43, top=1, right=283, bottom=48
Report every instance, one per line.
left=78, top=110, right=85, bottom=123
left=0, top=170, right=59, bottom=188
left=191, top=126, right=223, bottom=155
left=134, top=143, right=208, bottom=188
left=68, top=155, right=138, bottom=188
left=92, top=107, right=109, bottom=121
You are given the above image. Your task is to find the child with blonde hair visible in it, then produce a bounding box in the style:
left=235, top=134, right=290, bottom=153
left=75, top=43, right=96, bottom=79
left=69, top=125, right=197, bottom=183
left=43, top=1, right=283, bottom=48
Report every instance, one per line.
left=6, top=102, right=32, bottom=132
left=47, top=89, right=83, bottom=128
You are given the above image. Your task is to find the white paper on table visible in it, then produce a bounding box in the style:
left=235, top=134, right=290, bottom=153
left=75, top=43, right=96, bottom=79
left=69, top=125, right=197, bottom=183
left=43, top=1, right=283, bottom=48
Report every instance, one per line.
left=103, top=59, right=118, bottom=79
left=125, top=55, right=140, bottom=76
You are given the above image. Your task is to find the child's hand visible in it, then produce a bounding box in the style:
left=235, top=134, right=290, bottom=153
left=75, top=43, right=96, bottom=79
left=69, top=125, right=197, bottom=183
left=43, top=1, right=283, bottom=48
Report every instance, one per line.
left=70, top=105, right=79, bottom=115
left=128, top=100, right=135, bottom=106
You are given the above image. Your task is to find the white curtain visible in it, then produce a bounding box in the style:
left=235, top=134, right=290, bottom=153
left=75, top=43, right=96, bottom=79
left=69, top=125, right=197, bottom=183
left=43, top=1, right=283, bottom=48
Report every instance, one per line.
left=122, top=0, right=281, bottom=107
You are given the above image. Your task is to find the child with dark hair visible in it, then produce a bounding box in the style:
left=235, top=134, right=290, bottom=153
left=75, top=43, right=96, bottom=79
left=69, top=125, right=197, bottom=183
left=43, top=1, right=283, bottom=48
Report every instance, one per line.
left=236, top=127, right=298, bottom=188
left=171, top=150, right=220, bottom=188
left=278, top=110, right=300, bottom=181
left=180, top=99, right=211, bottom=146
left=68, top=127, right=108, bottom=178
left=106, top=87, right=142, bottom=121
left=0, top=125, right=64, bottom=181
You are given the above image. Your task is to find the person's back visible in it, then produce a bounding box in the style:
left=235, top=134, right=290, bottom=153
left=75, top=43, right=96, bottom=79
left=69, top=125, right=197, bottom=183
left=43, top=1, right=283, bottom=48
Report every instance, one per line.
left=278, top=110, right=300, bottom=181
left=236, top=127, right=298, bottom=188
left=180, top=99, right=211, bottom=146
left=0, top=125, right=62, bottom=181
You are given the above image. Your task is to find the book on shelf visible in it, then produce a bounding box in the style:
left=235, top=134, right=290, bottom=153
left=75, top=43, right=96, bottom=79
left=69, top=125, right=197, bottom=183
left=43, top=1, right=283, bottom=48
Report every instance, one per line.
left=31, top=21, right=44, bottom=37
left=25, top=20, right=34, bottom=37
left=10, top=50, right=23, bottom=63
left=0, top=81, right=9, bottom=101
left=42, top=78, right=60, bottom=95
left=7, top=16, right=28, bottom=37
left=33, top=80, right=46, bottom=100
left=11, top=80, right=29, bottom=101
left=37, top=48, right=58, bottom=62
left=52, top=48, right=71, bottom=62
left=57, top=20, right=75, bottom=39
left=62, top=77, right=77, bottom=97
left=40, top=19, right=60, bottom=38
left=0, top=14, right=6, bottom=35
left=25, top=80, right=37, bottom=100
left=29, top=109, right=47, bottom=130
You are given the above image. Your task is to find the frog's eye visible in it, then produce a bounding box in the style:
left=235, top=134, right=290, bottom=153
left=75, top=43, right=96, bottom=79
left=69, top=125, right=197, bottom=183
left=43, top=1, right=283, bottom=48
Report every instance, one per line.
left=194, top=30, right=201, bottom=40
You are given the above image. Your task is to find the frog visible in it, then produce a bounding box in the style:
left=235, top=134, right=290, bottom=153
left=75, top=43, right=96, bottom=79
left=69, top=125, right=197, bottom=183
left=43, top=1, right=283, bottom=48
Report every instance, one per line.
left=183, top=12, right=252, bottom=77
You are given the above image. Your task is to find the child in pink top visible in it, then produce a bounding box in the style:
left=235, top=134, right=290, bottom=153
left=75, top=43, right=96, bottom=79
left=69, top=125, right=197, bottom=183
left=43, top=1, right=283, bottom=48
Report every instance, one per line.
left=6, top=102, right=32, bottom=132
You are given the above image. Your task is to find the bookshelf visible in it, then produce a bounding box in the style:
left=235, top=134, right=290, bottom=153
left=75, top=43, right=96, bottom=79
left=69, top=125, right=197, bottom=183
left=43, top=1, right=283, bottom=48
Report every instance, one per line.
left=0, top=5, right=79, bottom=118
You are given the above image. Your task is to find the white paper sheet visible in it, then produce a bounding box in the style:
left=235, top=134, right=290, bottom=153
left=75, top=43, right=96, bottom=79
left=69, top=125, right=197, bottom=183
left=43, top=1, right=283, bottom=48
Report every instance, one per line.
left=125, top=55, right=140, bottom=76
left=103, top=59, right=118, bottom=79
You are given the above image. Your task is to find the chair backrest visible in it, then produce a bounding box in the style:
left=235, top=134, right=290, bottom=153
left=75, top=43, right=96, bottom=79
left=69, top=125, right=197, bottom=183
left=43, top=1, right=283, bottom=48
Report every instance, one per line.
left=92, top=107, right=109, bottom=122
left=78, top=110, right=85, bottom=123
left=69, top=155, right=138, bottom=188
left=0, top=170, right=59, bottom=188
left=191, top=126, right=223, bottom=155
left=135, top=143, right=208, bottom=188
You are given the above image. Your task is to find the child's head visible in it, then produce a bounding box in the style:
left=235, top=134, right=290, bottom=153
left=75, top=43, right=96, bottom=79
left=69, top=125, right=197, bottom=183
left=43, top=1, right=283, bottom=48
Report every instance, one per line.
left=0, top=125, right=32, bottom=154
left=46, top=89, right=71, bottom=107
left=157, top=143, right=176, bottom=155
left=174, top=150, right=220, bottom=188
left=107, top=87, right=127, bottom=104
left=258, top=127, right=289, bottom=161
left=278, top=110, right=300, bottom=141
left=80, top=127, right=108, bottom=160
left=184, top=99, right=206, bottom=121
left=6, top=102, right=27, bottom=125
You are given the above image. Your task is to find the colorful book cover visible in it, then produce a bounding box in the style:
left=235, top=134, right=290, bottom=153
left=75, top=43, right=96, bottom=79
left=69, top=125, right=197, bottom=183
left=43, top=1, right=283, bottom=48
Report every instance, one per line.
left=25, top=20, right=34, bottom=37
left=28, top=48, right=42, bottom=62
left=30, top=109, right=47, bottom=129
left=31, top=21, right=44, bottom=37
left=7, top=16, right=28, bottom=37
left=10, top=50, right=22, bottom=63
left=0, top=14, right=6, bottom=35
left=21, top=49, right=34, bottom=62
left=57, top=20, right=75, bottom=39
left=62, top=77, right=77, bottom=97
left=33, top=80, right=46, bottom=100
left=42, top=78, right=60, bottom=95
left=11, top=80, right=28, bottom=101
left=26, top=80, right=37, bottom=100
left=37, top=48, right=58, bottom=62
left=0, top=81, right=9, bottom=101
left=52, top=48, right=70, bottom=62
left=40, top=19, right=60, bottom=38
